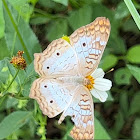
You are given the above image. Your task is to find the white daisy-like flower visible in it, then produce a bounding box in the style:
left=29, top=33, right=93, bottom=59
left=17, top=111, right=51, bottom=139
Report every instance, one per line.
left=85, top=68, right=112, bottom=102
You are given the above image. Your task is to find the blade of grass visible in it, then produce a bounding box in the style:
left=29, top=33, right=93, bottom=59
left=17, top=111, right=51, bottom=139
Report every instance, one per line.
left=124, top=0, right=140, bottom=30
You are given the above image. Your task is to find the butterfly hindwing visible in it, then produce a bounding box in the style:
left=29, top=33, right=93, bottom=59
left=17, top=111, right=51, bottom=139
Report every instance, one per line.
left=58, top=86, right=94, bottom=139
left=30, top=78, right=77, bottom=118
left=70, top=17, right=111, bottom=76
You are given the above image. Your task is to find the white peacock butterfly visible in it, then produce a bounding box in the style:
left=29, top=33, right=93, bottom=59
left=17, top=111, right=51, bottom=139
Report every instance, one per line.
left=30, top=17, right=112, bottom=139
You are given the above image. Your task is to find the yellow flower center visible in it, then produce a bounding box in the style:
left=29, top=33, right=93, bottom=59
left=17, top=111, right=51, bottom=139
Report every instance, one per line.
left=85, top=75, right=94, bottom=90
left=62, top=35, right=70, bottom=44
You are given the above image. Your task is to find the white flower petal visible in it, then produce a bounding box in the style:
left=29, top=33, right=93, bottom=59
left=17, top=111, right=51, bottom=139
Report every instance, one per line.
left=91, top=68, right=105, bottom=79
left=94, top=78, right=112, bottom=91
left=91, top=89, right=108, bottom=102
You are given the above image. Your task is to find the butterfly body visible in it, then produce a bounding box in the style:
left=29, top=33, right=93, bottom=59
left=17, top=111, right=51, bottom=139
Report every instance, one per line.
left=56, top=76, right=85, bottom=85
left=30, top=17, right=111, bottom=140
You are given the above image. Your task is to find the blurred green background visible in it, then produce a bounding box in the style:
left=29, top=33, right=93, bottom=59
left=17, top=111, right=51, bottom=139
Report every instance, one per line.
left=0, top=0, right=140, bottom=139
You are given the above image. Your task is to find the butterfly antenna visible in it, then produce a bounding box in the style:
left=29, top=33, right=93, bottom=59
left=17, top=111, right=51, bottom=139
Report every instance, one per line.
left=106, top=68, right=114, bottom=74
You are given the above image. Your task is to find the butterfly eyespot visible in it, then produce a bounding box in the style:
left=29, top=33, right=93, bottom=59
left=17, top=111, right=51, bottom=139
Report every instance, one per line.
left=47, top=66, right=49, bottom=69
left=44, top=85, right=47, bottom=88
left=56, top=52, right=60, bottom=56
left=83, top=43, right=86, bottom=46
left=50, top=100, right=53, bottom=103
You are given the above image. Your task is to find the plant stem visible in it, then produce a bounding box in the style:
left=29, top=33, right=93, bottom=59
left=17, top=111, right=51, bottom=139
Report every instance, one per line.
left=124, top=0, right=140, bottom=30
left=3, top=69, right=19, bottom=94
left=34, top=8, right=65, bottom=19
left=0, top=92, right=29, bottom=100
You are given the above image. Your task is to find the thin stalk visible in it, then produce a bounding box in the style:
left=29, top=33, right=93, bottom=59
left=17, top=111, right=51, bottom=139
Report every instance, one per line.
left=3, top=69, right=19, bottom=94
left=124, top=0, right=140, bottom=30
left=34, top=8, right=66, bottom=19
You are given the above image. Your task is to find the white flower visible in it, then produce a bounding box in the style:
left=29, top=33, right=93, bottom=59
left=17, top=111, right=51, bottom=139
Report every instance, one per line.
left=89, top=68, right=112, bottom=102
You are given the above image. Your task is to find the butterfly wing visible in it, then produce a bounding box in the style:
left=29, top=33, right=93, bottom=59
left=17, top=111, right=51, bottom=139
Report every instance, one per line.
left=70, top=17, right=111, bottom=76
left=34, top=38, right=80, bottom=77
left=58, top=86, right=94, bottom=139
left=29, top=78, right=77, bottom=118
left=34, top=17, right=110, bottom=77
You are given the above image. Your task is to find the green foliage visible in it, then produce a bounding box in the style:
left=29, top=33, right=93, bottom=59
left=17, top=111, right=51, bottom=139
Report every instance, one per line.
left=114, top=68, right=132, bottom=85
left=115, top=1, right=129, bottom=20
left=132, top=118, right=140, bottom=139
left=8, top=0, right=34, bottom=22
left=127, top=64, right=140, bottom=84
left=127, top=44, right=140, bottom=64
left=46, top=19, right=68, bottom=42
left=129, top=92, right=140, bottom=115
left=0, top=38, right=10, bottom=60
left=3, top=0, right=41, bottom=63
left=0, top=0, right=140, bottom=139
left=94, top=117, right=111, bottom=139
left=68, top=5, right=93, bottom=30
left=52, top=0, right=68, bottom=6
left=0, top=0, right=5, bottom=39
left=101, top=54, right=118, bottom=71
left=0, top=111, right=32, bottom=139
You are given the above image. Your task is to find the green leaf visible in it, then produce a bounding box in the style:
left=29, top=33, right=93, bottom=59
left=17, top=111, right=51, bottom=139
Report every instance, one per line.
left=62, top=118, right=73, bottom=140
left=127, top=64, right=140, bottom=84
left=0, top=38, right=10, bottom=60
left=122, top=19, right=139, bottom=34
left=111, top=110, right=124, bottom=138
left=52, top=0, right=68, bottom=6
left=129, top=92, right=140, bottom=115
left=0, top=59, right=18, bottom=93
left=108, top=35, right=126, bottom=54
left=100, top=54, right=118, bottom=71
left=2, top=0, right=41, bottom=63
left=8, top=0, right=33, bottom=22
left=127, top=44, right=140, bottom=64
left=0, top=0, right=5, bottom=38
left=68, top=5, right=93, bottom=30
left=6, top=97, right=18, bottom=109
left=6, top=60, right=36, bottom=96
left=115, top=1, right=129, bottom=20
left=46, top=19, right=68, bottom=41
left=38, top=0, right=56, bottom=8
left=25, top=62, right=36, bottom=78
left=0, top=111, right=32, bottom=139
left=132, top=118, right=140, bottom=139
left=120, top=92, right=129, bottom=118
left=29, top=0, right=38, bottom=5
left=18, top=62, right=37, bottom=97
left=94, top=117, right=111, bottom=139
left=114, top=67, right=132, bottom=85
left=30, top=17, right=50, bottom=25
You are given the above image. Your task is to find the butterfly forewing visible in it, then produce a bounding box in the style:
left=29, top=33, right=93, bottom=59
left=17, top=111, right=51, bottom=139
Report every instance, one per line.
left=58, top=86, right=94, bottom=139
left=34, top=38, right=79, bottom=77
left=70, top=17, right=111, bottom=76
